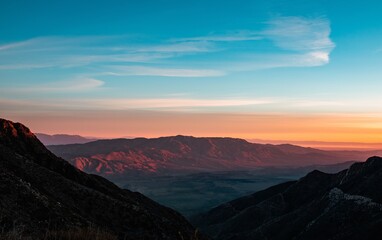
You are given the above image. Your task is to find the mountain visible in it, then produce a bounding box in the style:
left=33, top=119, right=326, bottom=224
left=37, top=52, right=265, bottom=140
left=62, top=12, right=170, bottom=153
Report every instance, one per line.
left=248, top=139, right=382, bottom=151
left=0, top=119, right=205, bottom=240
left=191, top=156, right=382, bottom=240
left=47, top=136, right=382, bottom=176
left=35, top=133, right=96, bottom=145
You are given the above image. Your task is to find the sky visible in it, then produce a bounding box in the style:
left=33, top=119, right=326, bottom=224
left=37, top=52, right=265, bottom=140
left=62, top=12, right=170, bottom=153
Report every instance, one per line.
left=1, top=0, right=382, bottom=144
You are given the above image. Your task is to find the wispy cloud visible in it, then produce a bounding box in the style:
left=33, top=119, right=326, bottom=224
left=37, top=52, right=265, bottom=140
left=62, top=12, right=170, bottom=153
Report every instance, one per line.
left=0, top=36, right=181, bottom=70
left=0, top=39, right=37, bottom=51
left=132, top=41, right=214, bottom=53
left=175, top=16, right=335, bottom=69
left=39, top=78, right=104, bottom=91
left=175, top=31, right=263, bottom=42
left=1, top=78, right=104, bottom=93
left=0, top=63, right=57, bottom=70
left=0, top=16, right=335, bottom=76
left=291, top=100, right=344, bottom=107
left=85, top=98, right=272, bottom=109
left=2, top=92, right=381, bottom=117
left=106, top=66, right=225, bottom=77
left=264, top=16, right=335, bottom=52
left=0, top=97, right=273, bottom=112
left=261, top=16, right=335, bottom=66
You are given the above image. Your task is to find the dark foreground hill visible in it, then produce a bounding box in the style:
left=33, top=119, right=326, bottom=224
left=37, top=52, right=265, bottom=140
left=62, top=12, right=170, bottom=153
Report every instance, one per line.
left=0, top=118, right=205, bottom=240
left=48, top=136, right=382, bottom=177
left=192, top=156, right=382, bottom=240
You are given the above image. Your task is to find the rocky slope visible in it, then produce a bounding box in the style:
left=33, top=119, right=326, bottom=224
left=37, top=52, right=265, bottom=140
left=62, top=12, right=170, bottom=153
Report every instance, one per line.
left=0, top=118, right=205, bottom=240
left=48, top=136, right=382, bottom=176
left=192, top=156, right=382, bottom=240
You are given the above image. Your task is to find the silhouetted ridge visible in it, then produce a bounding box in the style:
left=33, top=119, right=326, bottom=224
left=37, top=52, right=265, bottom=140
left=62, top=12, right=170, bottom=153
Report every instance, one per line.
left=193, top=156, right=382, bottom=240
left=0, top=119, right=51, bottom=157
left=0, top=118, right=206, bottom=240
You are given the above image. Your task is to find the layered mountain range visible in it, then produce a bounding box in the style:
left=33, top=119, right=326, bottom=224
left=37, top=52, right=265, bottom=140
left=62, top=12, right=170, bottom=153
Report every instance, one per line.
left=0, top=119, right=205, bottom=239
left=35, top=133, right=96, bottom=145
left=192, top=156, right=382, bottom=240
left=48, top=136, right=382, bottom=176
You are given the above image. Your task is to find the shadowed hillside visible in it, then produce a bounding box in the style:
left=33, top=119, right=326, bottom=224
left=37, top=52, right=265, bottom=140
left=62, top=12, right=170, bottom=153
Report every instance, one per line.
left=0, top=118, right=206, bottom=240
left=192, top=156, right=382, bottom=240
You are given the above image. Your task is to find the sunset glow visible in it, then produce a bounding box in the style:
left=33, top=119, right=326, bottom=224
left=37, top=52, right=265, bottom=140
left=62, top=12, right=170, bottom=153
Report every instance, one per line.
left=1, top=0, right=382, bottom=148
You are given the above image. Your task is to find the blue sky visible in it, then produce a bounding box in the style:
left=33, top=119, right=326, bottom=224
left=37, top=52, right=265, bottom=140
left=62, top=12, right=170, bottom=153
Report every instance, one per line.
left=1, top=0, right=382, bottom=141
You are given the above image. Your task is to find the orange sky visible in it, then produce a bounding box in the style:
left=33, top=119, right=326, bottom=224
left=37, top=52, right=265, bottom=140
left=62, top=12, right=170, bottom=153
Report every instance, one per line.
left=4, top=110, right=382, bottom=147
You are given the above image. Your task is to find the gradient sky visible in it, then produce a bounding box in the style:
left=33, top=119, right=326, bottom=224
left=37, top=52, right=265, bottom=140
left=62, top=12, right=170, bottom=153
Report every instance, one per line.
left=1, top=0, right=382, bottom=143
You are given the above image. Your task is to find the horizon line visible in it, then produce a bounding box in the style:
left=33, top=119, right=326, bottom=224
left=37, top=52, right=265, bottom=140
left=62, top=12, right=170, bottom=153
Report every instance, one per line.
left=35, top=132, right=382, bottom=151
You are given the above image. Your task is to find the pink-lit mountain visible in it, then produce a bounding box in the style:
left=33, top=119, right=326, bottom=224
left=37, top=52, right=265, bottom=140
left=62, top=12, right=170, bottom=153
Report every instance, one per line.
left=48, top=135, right=382, bottom=176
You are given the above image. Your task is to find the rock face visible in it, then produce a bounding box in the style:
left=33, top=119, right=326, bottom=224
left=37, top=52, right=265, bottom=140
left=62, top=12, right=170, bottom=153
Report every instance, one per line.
left=192, top=156, right=382, bottom=240
left=48, top=136, right=381, bottom=176
left=0, top=119, right=205, bottom=240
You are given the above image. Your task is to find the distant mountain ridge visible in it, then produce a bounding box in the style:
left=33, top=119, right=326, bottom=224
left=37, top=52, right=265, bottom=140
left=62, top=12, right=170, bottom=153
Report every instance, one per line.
left=0, top=119, right=205, bottom=239
left=192, top=156, right=382, bottom=240
left=48, top=135, right=382, bottom=176
left=248, top=138, right=382, bottom=151
left=36, top=133, right=96, bottom=145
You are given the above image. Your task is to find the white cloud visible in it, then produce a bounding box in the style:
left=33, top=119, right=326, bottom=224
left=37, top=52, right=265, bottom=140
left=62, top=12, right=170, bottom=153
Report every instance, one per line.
left=175, top=16, right=335, bottom=69
left=0, top=39, right=35, bottom=51
left=0, top=97, right=273, bottom=112
left=0, top=63, right=57, bottom=70
left=0, top=37, right=178, bottom=70
left=175, top=31, right=263, bottom=42
left=0, top=16, right=335, bottom=74
left=291, top=100, right=344, bottom=107
left=263, top=16, right=335, bottom=52
left=1, top=78, right=104, bottom=93
left=83, top=98, right=272, bottom=109
left=47, top=78, right=104, bottom=91
left=107, top=66, right=225, bottom=77
left=132, top=41, right=214, bottom=53
left=3, top=96, right=380, bottom=114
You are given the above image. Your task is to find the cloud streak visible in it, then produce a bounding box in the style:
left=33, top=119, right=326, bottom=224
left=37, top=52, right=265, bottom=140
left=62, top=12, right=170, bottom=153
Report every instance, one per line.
left=177, top=16, right=335, bottom=69
left=1, top=78, right=104, bottom=93
left=175, top=31, right=263, bottom=42
left=0, top=16, right=335, bottom=77
left=261, top=16, right=335, bottom=66
left=106, top=66, right=225, bottom=77
left=0, top=96, right=362, bottom=113
left=264, top=16, right=335, bottom=52
left=85, top=98, right=272, bottom=109
left=0, top=97, right=273, bottom=112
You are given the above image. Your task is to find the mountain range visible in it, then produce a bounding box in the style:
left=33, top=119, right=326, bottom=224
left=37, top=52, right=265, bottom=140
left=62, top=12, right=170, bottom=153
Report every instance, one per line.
left=192, top=156, right=382, bottom=240
left=0, top=119, right=205, bottom=239
left=3, top=118, right=382, bottom=239
left=48, top=136, right=382, bottom=177
left=35, top=133, right=96, bottom=145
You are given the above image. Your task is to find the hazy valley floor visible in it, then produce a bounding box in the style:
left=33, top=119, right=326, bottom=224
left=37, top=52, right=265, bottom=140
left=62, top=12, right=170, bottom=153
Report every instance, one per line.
left=109, top=162, right=355, bottom=218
